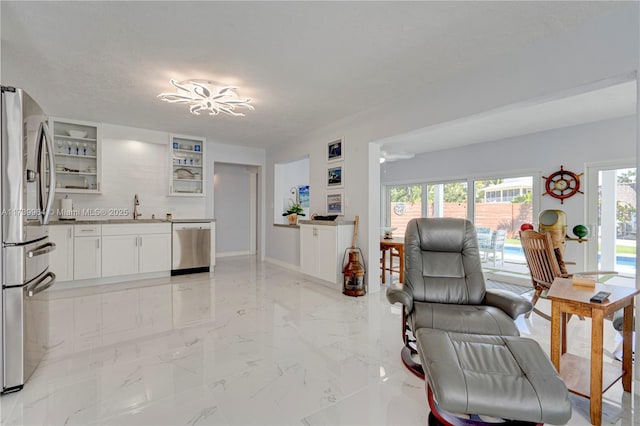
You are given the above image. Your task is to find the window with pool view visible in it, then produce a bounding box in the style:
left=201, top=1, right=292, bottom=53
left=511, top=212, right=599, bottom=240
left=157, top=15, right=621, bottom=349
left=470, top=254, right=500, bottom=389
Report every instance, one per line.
left=473, top=176, right=533, bottom=273
left=387, top=181, right=468, bottom=237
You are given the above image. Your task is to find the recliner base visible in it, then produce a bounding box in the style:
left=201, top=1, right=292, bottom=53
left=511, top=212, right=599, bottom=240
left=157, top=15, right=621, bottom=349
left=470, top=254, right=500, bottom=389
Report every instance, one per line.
left=401, top=345, right=424, bottom=379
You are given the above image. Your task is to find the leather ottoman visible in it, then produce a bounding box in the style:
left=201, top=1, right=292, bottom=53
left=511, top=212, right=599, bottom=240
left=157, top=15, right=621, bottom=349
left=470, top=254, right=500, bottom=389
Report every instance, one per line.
left=415, top=328, right=572, bottom=425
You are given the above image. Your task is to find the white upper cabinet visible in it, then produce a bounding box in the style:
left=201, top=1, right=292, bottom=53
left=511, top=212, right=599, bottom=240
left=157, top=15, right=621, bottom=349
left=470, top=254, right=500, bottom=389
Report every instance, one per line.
left=169, top=134, right=205, bottom=197
left=49, top=117, right=102, bottom=194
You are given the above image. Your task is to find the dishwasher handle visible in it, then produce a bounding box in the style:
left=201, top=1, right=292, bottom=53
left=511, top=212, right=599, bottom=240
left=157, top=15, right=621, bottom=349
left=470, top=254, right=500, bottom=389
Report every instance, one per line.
left=172, top=223, right=211, bottom=231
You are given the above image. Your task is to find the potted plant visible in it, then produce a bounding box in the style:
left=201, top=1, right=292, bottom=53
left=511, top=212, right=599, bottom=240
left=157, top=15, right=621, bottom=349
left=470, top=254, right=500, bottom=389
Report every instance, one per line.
left=282, top=199, right=305, bottom=225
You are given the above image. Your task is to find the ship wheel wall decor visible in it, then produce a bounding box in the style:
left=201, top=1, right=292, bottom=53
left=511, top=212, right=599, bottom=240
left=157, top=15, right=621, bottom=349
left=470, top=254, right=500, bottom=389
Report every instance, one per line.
left=542, top=165, right=584, bottom=204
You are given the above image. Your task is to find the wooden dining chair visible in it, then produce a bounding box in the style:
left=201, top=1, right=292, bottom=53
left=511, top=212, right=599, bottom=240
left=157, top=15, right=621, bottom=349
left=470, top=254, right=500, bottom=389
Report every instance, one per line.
left=519, top=230, right=564, bottom=320
left=519, top=229, right=617, bottom=320
left=380, top=245, right=401, bottom=284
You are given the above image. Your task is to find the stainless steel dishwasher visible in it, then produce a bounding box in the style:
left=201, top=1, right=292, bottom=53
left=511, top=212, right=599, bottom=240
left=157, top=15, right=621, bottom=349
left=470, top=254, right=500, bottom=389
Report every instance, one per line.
left=171, top=221, right=211, bottom=275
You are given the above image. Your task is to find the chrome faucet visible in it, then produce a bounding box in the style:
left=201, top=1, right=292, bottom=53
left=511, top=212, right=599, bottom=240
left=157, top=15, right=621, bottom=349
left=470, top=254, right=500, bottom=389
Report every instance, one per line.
left=133, top=194, right=142, bottom=220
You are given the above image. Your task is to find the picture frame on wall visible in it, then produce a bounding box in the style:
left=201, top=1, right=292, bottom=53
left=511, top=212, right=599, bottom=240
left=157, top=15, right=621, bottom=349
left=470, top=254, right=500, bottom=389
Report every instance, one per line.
left=326, top=164, right=343, bottom=188
left=298, top=185, right=310, bottom=207
left=327, top=138, right=344, bottom=163
left=326, top=191, right=344, bottom=215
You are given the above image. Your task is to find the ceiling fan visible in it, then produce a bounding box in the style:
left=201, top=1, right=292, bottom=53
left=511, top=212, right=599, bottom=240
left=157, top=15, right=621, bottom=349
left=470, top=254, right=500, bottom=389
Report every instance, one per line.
left=380, top=151, right=415, bottom=163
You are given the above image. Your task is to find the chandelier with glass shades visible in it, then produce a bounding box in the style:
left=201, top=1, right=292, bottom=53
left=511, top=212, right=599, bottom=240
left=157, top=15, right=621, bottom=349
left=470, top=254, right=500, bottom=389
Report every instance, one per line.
left=158, top=79, right=254, bottom=117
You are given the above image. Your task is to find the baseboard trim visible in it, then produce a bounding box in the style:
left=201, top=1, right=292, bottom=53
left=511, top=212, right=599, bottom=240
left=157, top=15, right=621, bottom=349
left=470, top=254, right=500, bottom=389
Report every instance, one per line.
left=51, top=271, right=171, bottom=291
left=263, top=256, right=300, bottom=272
left=216, top=250, right=255, bottom=258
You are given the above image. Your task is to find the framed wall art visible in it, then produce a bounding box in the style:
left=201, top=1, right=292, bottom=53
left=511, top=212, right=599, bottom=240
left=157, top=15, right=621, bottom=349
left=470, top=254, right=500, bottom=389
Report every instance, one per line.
left=327, top=138, right=344, bottom=163
left=326, top=191, right=344, bottom=215
left=298, top=185, right=310, bottom=207
left=326, top=164, right=343, bottom=188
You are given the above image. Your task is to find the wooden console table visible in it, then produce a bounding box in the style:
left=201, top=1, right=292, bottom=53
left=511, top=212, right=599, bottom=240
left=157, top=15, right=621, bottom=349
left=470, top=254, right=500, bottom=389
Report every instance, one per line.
left=547, top=277, right=638, bottom=426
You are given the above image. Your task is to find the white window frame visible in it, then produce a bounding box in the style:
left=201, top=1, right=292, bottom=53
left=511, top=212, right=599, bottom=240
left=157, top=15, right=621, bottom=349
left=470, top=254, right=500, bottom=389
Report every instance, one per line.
left=383, top=168, right=540, bottom=227
left=585, top=159, right=636, bottom=272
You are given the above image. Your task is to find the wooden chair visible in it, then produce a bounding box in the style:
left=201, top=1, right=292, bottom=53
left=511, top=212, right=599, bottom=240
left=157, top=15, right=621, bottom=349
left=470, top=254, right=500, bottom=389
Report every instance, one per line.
left=519, top=230, right=563, bottom=320
left=380, top=246, right=401, bottom=284
left=519, top=229, right=616, bottom=320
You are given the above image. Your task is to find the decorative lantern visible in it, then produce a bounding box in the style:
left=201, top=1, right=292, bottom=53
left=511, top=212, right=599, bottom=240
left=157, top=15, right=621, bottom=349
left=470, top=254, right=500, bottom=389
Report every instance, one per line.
left=343, top=247, right=366, bottom=297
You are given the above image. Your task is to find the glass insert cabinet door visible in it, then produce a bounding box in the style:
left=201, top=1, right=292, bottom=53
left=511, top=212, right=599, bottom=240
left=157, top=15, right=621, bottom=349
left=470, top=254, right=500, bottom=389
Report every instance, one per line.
left=169, top=134, right=205, bottom=197
left=49, top=117, right=102, bottom=194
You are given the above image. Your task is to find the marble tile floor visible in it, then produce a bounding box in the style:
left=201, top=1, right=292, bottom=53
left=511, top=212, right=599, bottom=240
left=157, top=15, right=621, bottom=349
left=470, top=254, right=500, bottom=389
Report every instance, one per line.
left=0, top=255, right=637, bottom=425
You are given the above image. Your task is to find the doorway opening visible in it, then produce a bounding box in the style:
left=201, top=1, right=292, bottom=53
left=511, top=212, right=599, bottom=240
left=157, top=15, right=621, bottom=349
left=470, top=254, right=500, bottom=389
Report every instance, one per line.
left=213, top=162, right=259, bottom=257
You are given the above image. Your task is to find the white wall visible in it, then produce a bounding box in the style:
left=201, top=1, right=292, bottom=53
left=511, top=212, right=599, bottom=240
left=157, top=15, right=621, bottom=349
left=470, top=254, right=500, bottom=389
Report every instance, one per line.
left=381, top=116, right=637, bottom=271
left=52, top=124, right=205, bottom=220
left=214, top=163, right=254, bottom=255
left=264, top=4, right=639, bottom=292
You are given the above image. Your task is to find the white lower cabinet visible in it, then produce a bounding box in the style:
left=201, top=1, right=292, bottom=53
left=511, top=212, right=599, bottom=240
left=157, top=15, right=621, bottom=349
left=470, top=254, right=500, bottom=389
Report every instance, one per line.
left=299, top=222, right=354, bottom=286
left=102, top=235, right=138, bottom=277
left=73, top=225, right=102, bottom=280
left=102, top=223, right=171, bottom=277
left=50, top=222, right=172, bottom=283
left=139, top=233, right=172, bottom=273
left=49, top=225, right=74, bottom=282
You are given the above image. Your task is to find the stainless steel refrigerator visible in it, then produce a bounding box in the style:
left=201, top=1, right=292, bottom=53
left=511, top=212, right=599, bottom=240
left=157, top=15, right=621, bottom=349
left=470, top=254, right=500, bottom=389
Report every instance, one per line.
left=0, top=86, right=57, bottom=393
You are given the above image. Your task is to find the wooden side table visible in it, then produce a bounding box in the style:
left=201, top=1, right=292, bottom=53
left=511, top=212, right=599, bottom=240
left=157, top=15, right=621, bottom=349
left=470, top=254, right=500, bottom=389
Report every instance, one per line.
left=380, top=237, right=404, bottom=284
left=547, top=277, right=639, bottom=426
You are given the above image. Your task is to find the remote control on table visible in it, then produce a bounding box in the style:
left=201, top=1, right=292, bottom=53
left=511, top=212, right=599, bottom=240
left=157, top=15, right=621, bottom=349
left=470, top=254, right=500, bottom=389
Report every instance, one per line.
left=589, top=291, right=611, bottom=303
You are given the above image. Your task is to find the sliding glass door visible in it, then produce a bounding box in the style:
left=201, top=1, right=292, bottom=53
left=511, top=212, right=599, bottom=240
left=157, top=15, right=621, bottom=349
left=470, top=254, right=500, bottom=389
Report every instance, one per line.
left=384, top=175, right=535, bottom=282
left=587, top=165, right=636, bottom=280
left=473, top=176, right=533, bottom=273
left=473, top=177, right=533, bottom=230
left=426, top=182, right=468, bottom=219
left=388, top=184, right=424, bottom=237
left=386, top=181, right=468, bottom=237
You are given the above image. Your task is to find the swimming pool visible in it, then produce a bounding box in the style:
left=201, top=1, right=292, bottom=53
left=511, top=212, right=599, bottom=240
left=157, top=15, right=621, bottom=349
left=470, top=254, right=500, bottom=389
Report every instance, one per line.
left=504, top=245, right=636, bottom=268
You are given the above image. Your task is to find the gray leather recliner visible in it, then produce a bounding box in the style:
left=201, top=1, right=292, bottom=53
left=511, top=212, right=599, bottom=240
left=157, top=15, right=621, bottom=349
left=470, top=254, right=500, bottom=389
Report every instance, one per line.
left=387, top=218, right=572, bottom=425
left=387, top=218, right=533, bottom=377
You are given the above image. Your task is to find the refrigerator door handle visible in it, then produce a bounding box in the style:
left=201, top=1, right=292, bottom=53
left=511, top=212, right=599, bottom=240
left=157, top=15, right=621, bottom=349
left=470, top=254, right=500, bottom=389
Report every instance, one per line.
left=36, top=121, right=56, bottom=224
left=26, top=169, right=37, bottom=182
left=26, top=242, right=56, bottom=258
left=26, top=271, right=56, bottom=297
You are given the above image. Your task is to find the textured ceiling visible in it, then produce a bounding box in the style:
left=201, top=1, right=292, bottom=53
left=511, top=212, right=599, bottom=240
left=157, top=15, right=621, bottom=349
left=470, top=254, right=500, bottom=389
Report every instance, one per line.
left=1, top=1, right=623, bottom=148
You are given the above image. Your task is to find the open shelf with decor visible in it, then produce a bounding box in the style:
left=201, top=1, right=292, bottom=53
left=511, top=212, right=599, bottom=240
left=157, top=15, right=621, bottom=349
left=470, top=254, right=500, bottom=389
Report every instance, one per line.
left=49, top=117, right=102, bottom=193
left=169, top=134, right=205, bottom=197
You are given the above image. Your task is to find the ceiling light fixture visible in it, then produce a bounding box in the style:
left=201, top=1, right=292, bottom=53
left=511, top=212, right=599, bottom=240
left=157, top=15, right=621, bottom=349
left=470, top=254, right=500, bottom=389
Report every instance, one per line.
left=158, top=79, right=254, bottom=117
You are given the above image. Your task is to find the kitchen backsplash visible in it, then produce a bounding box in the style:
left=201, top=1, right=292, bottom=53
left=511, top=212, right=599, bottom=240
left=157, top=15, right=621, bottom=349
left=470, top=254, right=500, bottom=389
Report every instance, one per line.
left=52, top=125, right=206, bottom=221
